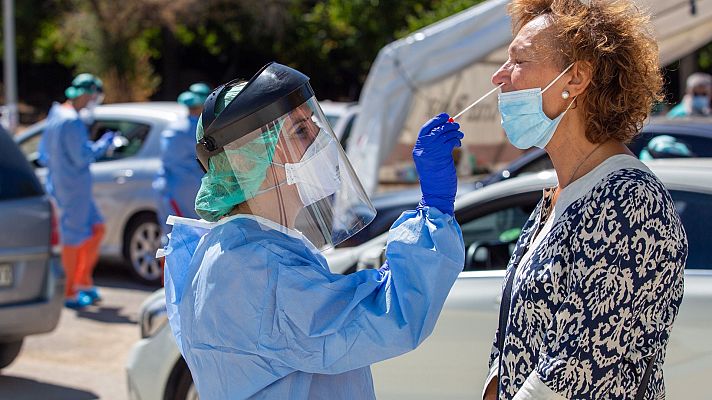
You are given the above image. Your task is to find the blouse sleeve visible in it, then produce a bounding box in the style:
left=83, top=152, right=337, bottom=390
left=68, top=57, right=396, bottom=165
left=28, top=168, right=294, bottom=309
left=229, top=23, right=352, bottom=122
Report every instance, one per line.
left=530, top=177, right=687, bottom=398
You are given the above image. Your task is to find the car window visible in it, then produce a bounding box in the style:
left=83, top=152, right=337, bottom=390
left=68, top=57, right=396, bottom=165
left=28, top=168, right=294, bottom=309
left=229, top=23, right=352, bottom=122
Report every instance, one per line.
left=456, top=192, right=540, bottom=271
left=91, top=120, right=151, bottom=161
left=631, top=131, right=712, bottom=158
left=325, top=114, right=340, bottom=129
left=0, top=130, right=44, bottom=200
left=669, top=190, right=712, bottom=270
left=678, top=136, right=712, bottom=157
left=339, top=115, right=357, bottom=150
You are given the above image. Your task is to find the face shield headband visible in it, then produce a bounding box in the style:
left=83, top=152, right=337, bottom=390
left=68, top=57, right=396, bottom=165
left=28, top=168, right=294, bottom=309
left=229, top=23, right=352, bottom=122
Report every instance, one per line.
left=196, top=66, right=315, bottom=173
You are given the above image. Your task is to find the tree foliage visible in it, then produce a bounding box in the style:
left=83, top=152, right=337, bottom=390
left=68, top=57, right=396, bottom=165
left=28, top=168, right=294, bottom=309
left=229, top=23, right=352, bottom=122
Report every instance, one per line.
left=10, top=0, right=486, bottom=103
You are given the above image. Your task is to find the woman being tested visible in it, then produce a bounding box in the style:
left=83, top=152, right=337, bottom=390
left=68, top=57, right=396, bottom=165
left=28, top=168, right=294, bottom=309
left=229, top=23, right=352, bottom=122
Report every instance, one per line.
left=162, top=62, right=466, bottom=399
left=478, top=0, right=688, bottom=399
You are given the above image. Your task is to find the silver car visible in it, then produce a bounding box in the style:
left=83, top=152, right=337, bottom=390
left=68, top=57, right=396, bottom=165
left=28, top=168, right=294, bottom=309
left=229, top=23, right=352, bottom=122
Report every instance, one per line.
left=126, top=158, right=712, bottom=400
left=16, top=102, right=186, bottom=284
left=0, top=127, right=64, bottom=369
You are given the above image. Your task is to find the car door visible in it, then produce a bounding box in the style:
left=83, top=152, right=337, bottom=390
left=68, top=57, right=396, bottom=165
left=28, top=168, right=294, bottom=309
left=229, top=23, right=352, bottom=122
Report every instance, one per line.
left=88, top=118, right=155, bottom=209
left=372, top=191, right=541, bottom=400
left=662, top=189, right=712, bottom=399
left=87, top=118, right=163, bottom=254
left=0, top=130, right=55, bottom=306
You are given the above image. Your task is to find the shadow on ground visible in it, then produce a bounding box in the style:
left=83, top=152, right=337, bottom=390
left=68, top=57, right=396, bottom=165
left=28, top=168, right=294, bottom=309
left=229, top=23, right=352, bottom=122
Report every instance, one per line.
left=75, top=306, right=136, bottom=324
left=0, top=375, right=97, bottom=400
left=94, top=259, right=160, bottom=292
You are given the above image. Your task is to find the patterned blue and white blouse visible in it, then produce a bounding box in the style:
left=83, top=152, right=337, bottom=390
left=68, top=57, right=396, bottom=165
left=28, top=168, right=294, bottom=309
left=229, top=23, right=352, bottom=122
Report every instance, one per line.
left=486, top=155, right=687, bottom=400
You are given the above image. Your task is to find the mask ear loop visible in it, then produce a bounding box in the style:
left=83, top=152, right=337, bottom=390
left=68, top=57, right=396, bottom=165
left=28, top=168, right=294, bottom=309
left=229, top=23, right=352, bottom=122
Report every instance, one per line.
left=542, top=63, right=575, bottom=94
left=267, top=122, right=296, bottom=186
left=270, top=166, right=288, bottom=227
left=542, top=63, right=577, bottom=116
left=250, top=122, right=290, bottom=207
left=265, top=122, right=289, bottom=227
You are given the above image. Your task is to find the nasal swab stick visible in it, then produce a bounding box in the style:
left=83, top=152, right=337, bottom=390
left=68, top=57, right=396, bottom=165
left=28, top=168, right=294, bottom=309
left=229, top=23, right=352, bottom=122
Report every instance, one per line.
left=449, top=83, right=504, bottom=122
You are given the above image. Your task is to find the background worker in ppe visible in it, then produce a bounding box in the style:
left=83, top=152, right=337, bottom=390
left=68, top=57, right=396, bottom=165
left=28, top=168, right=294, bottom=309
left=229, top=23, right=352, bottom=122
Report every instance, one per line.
left=667, top=72, right=712, bottom=118
left=154, top=83, right=211, bottom=243
left=38, top=73, right=115, bottom=309
left=161, top=62, right=465, bottom=399
left=638, top=135, right=696, bottom=160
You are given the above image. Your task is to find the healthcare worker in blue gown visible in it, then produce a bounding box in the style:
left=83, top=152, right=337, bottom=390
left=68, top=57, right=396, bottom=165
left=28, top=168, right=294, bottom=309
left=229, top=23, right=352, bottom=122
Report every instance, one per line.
left=154, top=83, right=211, bottom=243
left=161, top=62, right=465, bottom=399
left=39, top=73, right=114, bottom=308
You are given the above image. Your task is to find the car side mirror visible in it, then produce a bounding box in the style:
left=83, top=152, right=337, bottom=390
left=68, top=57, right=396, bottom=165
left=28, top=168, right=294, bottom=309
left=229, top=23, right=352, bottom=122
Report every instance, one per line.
left=27, top=152, right=42, bottom=168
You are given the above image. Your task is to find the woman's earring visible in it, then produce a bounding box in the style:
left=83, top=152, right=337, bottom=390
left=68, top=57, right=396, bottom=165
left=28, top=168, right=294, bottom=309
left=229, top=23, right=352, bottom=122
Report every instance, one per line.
left=561, top=90, right=570, bottom=100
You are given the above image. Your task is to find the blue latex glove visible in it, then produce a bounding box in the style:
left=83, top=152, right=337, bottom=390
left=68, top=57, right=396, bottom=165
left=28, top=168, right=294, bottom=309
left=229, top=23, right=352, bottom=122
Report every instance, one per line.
left=412, top=113, right=463, bottom=216
left=92, top=130, right=117, bottom=158
left=100, top=130, right=116, bottom=143
left=95, top=130, right=115, bottom=147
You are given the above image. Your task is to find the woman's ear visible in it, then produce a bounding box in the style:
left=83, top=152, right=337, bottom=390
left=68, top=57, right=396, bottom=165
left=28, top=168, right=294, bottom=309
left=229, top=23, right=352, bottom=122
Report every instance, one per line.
left=567, top=61, right=592, bottom=97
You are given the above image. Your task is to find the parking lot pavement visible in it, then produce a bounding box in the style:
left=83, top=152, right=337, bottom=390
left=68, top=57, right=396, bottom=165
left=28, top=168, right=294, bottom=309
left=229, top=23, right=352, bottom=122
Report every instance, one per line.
left=0, top=261, right=157, bottom=400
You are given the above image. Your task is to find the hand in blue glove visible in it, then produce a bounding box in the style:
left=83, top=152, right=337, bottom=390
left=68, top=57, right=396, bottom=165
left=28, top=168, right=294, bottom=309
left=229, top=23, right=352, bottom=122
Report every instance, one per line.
left=98, top=130, right=116, bottom=145
left=412, top=113, right=463, bottom=216
left=93, top=130, right=117, bottom=157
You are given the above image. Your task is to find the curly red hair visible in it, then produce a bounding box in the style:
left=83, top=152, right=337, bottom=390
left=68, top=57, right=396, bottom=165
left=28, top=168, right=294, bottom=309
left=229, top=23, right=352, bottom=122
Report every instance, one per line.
left=509, top=0, right=663, bottom=143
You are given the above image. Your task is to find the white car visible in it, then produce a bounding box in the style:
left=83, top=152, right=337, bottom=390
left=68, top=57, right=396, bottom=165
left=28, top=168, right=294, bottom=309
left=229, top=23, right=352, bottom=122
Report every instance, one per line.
left=319, top=100, right=359, bottom=149
left=15, top=102, right=353, bottom=285
left=126, top=159, right=712, bottom=399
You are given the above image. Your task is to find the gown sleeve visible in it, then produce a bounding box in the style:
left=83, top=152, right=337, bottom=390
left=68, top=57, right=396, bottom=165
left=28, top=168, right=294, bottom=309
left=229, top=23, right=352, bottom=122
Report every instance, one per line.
left=64, top=119, right=109, bottom=166
left=256, top=206, right=465, bottom=374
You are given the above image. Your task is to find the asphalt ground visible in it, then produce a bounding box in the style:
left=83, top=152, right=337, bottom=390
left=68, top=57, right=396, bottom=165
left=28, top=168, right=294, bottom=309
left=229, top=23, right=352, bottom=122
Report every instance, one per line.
left=0, top=261, right=158, bottom=400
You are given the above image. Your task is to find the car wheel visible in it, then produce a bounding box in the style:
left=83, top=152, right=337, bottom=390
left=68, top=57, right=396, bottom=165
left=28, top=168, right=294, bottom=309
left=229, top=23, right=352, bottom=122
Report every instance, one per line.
left=169, top=360, right=198, bottom=400
left=123, top=213, right=162, bottom=285
left=0, top=339, right=23, bottom=369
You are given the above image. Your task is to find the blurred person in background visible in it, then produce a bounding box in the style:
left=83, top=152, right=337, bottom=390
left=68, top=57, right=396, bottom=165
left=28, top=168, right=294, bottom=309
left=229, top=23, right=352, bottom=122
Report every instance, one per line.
left=161, top=63, right=465, bottom=399
left=483, top=0, right=688, bottom=399
left=154, top=83, right=211, bottom=244
left=667, top=72, right=712, bottom=118
left=38, top=73, right=115, bottom=309
left=638, top=135, right=696, bottom=160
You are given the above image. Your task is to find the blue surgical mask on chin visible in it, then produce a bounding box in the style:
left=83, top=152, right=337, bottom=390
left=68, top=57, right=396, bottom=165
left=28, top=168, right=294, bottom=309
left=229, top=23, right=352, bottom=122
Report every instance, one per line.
left=498, top=64, right=575, bottom=150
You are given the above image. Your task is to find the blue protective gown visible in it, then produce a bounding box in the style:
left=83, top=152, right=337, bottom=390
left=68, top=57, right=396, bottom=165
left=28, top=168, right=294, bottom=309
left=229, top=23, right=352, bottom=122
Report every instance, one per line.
left=154, top=115, right=203, bottom=236
left=163, top=207, right=465, bottom=400
left=38, top=103, right=112, bottom=245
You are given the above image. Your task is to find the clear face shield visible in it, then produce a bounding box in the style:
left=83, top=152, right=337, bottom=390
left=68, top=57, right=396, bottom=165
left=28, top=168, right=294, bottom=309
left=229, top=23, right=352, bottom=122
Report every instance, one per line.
left=203, top=96, right=375, bottom=249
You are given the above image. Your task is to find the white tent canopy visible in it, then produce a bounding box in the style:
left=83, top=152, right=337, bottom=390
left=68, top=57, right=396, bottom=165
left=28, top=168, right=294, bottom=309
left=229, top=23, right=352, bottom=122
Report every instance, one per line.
left=347, top=0, right=712, bottom=195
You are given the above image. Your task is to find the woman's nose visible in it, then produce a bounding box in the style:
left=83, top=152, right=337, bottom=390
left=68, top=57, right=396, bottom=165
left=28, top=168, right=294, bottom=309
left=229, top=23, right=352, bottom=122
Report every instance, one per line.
left=491, top=63, right=511, bottom=87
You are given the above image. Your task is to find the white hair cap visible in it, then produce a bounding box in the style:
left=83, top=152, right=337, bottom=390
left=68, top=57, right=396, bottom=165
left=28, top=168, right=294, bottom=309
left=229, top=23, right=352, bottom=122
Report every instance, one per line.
left=687, top=72, right=712, bottom=89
